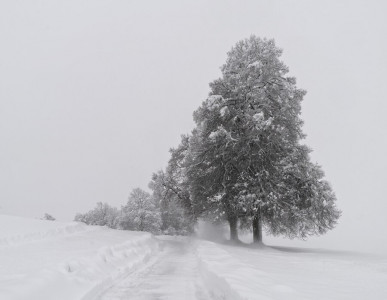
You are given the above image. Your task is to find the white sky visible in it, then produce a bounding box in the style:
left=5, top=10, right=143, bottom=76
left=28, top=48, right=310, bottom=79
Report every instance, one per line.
left=1, top=0, right=386, bottom=253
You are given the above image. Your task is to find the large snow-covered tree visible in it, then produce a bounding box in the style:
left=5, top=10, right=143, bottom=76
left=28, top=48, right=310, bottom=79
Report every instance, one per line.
left=187, top=96, right=247, bottom=240
left=187, top=36, right=340, bottom=242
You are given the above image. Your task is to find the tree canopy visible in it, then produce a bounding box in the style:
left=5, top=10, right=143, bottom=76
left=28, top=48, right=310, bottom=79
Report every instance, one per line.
left=181, top=36, right=340, bottom=242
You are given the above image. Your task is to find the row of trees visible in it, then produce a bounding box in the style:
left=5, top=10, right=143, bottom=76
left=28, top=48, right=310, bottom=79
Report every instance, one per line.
left=76, top=35, right=340, bottom=244
left=74, top=188, right=192, bottom=235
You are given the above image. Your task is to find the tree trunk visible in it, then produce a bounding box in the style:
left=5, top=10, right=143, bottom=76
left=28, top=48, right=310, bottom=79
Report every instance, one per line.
left=229, top=215, right=239, bottom=241
left=252, top=208, right=262, bottom=244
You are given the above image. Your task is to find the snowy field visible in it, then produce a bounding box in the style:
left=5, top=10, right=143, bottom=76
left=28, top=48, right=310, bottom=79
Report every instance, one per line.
left=0, top=215, right=386, bottom=300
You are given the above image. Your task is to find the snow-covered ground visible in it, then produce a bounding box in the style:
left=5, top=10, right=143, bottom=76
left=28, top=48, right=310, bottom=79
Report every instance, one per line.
left=0, top=215, right=159, bottom=300
left=1, top=215, right=386, bottom=300
left=198, top=241, right=387, bottom=300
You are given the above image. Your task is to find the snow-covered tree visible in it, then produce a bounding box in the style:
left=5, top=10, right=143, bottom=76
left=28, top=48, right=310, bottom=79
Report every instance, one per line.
left=41, top=213, right=56, bottom=221
left=187, top=36, right=340, bottom=242
left=149, top=169, right=194, bottom=235
left=165, top=135, right=194, bottom=215
left=120, top=188, right=161, bottom=234
left=74, top=202, right=119, bottom=228
left=187, top=97, right=243, bottom=240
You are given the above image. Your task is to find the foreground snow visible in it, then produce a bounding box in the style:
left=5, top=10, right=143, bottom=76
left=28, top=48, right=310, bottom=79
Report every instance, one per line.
left=1, top=215, right=386, bottom=299
left=0, top=215, right=159, bottom=300
left=198, top=241, right=387, bottom=300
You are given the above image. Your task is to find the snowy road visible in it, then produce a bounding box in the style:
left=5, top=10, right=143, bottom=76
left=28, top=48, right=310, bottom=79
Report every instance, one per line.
left=94, top=237, right=209, bottom=300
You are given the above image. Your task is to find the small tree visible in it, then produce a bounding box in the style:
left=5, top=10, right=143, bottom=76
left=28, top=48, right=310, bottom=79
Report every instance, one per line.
left=120, top=188, right=161, bottom=234
left=150, top=169, right=194, bottom=235
left=41, top=213, right=56, bottom=221
left=74, top=202, right=119, bottom=228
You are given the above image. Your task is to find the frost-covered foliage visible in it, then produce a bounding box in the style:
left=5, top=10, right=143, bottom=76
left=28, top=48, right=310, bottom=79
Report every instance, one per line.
left=186, top=35, right=340, bottom=242
left=73, top=191, right=161, bottom=234
left=159, top=198, right=192, bottom=235
left=119, top=188, right=161, bottom=234
left=147, top=134, right=197, bottom=236
left=74, top=202, right=119, bottom=229
left=41, top=213, right=56, bottom=221
left=149, top=169, right=194, bottom=235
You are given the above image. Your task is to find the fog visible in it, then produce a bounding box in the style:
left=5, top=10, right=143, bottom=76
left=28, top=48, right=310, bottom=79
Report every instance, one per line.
left=196, top=221, right=228, bottom=243
left=1, top=0, right=386, bottom=254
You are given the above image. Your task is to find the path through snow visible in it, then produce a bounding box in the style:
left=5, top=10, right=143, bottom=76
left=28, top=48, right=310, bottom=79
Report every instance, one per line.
left=94, top=237, right=210, bottom=300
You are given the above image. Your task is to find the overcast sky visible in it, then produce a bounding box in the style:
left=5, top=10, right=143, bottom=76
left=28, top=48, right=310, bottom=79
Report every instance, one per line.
left=1, top=0, right=386, bottom=253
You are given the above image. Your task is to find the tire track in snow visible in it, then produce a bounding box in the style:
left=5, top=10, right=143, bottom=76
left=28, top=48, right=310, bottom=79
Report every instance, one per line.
left=94, top=237, right=212, bottom=300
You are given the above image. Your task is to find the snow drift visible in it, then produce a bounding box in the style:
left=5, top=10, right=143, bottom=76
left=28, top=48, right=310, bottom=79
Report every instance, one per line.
left=0, top=215, right=158, bottom=300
